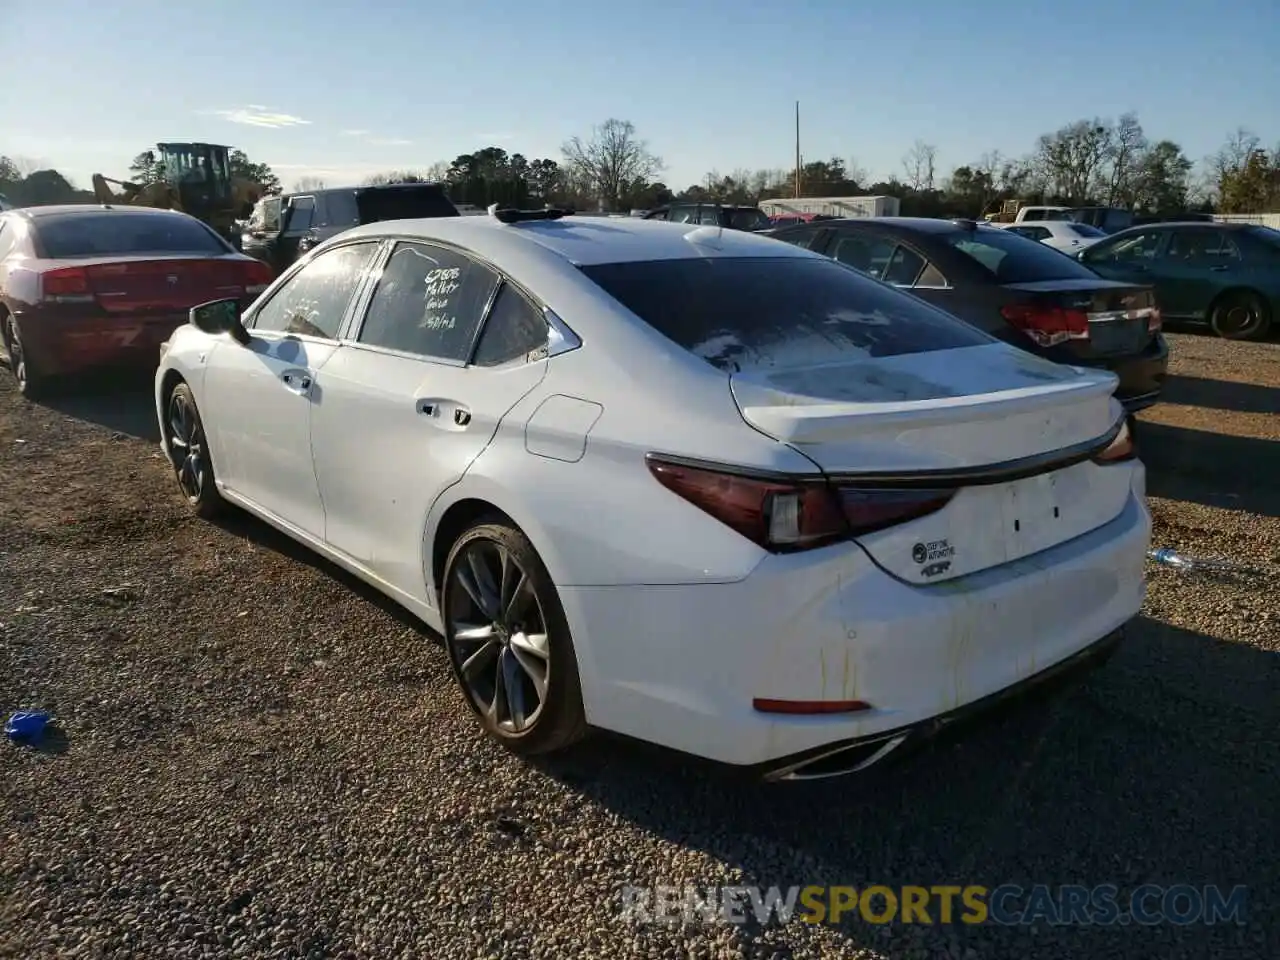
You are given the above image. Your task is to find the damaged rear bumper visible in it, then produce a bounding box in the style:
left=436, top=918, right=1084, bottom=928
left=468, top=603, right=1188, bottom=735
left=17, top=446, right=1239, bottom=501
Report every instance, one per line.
left=756, top=624, right=1125, bottom=781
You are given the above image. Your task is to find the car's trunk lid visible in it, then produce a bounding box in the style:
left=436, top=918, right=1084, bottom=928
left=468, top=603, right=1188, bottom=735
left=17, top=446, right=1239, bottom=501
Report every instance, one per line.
left=43, top=254, right=264, bottom=316
left=999, top=279, right=1158, bottom=357
left=729, top=342, right=1132, bottom=583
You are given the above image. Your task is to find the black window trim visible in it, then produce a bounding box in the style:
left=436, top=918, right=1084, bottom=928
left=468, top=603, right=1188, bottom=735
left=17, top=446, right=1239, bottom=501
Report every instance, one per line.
left=827, top=227, right=953, bottom=291
left=242, top=237, right=384, bottom=344
left=339, top=235, right=581, bottom=368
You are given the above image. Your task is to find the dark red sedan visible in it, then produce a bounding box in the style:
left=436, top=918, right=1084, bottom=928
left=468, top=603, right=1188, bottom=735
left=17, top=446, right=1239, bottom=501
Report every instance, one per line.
left=0, top=205, right=274, bottom=399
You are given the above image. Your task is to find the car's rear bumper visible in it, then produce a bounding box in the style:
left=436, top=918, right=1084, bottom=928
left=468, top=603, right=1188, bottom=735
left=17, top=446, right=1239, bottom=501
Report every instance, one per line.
left=559, top=467, right=1149, bottom=770
left=20, top=311, right=189, bottom=377
left=1091, top=332, right=1168, bottom=413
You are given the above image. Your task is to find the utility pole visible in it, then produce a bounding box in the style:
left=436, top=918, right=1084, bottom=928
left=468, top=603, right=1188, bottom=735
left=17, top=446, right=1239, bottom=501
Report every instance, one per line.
left=794, top=101, right=801, bottom=199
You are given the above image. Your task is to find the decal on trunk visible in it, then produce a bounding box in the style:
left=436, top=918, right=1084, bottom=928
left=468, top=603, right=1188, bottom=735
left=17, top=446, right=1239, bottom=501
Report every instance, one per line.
left=912, top=538, right=955, bottom=566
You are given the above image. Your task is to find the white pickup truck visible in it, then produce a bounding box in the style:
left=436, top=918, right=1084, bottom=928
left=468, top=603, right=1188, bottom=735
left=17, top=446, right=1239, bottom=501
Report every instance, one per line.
left=987, top=204, right=1075, bottom=224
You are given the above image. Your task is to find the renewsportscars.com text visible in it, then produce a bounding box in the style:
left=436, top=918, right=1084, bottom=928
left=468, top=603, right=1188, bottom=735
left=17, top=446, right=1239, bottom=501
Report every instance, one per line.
left=620, top=883, right=1248, bottom=927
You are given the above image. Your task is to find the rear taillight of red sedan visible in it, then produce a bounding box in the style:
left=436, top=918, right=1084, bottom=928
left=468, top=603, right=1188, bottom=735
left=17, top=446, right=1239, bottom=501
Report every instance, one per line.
left=646, top=456, right=956, bottom=552
left=38, top=259, right=273, bottom=309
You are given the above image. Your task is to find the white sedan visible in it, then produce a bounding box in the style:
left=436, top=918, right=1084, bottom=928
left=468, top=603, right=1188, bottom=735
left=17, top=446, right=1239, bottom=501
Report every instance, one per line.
left=155, top=210, right=1150, bottom=780
left=1000, top=219, right=1110, bottom=254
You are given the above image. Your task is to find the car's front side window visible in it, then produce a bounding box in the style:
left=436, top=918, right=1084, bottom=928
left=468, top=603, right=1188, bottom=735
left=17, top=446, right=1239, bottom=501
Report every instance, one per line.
left=355, top=241, right=500, bottom=361
left=249, top=241, right=380, bottom=339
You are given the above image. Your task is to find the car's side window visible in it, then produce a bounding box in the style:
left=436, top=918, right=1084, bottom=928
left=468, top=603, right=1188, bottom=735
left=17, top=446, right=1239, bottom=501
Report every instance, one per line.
left=285, top=197, right=315, bottom=234
left=696, top=206, right=721, bottom=225
left=830, top=234, right=896, bottom=280
left=667, top=205, right=698, bottom=224
left=1027, top=226, right=1052, bottom=241
left=776, top=225, right=823, bottom=250
left=883, top=245, right=927, bottom=286
left=249, top=241, right=380, bottom=339
left=356, top=241, right=500, bottom=361
left=646, top=209, right=669, bottom=221
left=1167, top=228, right=1241, bottom=262
left=915, top=262, right=949, bottom=288
left=1092, top=230, right=1164, bottom=263
left=472, top=283, right=549, bottom=367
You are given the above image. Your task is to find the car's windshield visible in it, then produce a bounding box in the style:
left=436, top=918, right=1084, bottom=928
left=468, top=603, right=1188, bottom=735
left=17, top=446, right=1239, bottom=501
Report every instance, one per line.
left=579, top=256, right=991, bottom=372
left=947, top=228, right=1101, bottom=283
left=35, top=213, right=229, bottom=257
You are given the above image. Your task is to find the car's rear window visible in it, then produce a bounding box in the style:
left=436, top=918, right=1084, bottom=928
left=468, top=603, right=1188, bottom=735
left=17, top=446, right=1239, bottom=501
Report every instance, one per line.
left=1246, top=225, right=1280, bottom=249
left=579, top=256, right=991, bottom=371
left=355, top=185, right=459, bottom=223
left=1067, top=223, right=1107, bottom=238
left=728, top=208, right=772, bottom=231
left=35, top=213, right=229, bottom=258
left=946, top=229, right=1100, bottom=283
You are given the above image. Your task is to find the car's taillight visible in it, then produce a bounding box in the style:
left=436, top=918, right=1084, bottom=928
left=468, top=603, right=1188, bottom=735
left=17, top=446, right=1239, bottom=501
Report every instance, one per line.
left=241, top=259, right=273, bottom=295
left=1092, top=418, right=1136, bottom=464
left=646, top=457, right=956, bottom=552
left=1001, top=302, right=1089, bottom=348
left=40, top=266, right=93, bottom=302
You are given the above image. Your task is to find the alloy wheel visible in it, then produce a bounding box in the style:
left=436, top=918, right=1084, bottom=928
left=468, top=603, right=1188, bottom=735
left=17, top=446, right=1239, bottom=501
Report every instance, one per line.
left=446, top=540, right=551, bottom=733
left=6, top=316, right=26, bottom=389
left=166, top=391, right=207, bottom=501
left=1218, top=301, right=1261, bottom=338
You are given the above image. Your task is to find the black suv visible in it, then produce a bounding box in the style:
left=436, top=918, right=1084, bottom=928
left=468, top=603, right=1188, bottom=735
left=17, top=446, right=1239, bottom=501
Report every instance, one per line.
left=643, top=202, right=772, bottom=231
left=242, top=182, right=459, bottom=274
left=766, top=216, right=1169, bottom=412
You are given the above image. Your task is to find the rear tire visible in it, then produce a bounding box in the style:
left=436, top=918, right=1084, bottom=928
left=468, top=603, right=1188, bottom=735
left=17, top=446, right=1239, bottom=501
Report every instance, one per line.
left=164, top=382, right=225, bottom=519
left=3, top=314, right=50, bottom=401
left=440, top=520, right=588, bottom=756
left=1209, top=290, right=1271, bottom=341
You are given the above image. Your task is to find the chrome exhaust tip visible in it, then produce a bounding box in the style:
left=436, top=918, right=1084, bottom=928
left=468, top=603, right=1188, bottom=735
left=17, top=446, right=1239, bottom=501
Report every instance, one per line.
left=765, top=733, right=911, bottom=782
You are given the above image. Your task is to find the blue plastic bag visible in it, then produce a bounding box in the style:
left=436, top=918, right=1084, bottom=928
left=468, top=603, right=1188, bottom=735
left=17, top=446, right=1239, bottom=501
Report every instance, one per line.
left=5, top=711, right=51, bottom=743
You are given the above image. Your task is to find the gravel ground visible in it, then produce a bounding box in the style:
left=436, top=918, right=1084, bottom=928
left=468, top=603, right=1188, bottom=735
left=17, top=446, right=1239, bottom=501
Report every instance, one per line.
left=1, top=330, right=1278, bottom=960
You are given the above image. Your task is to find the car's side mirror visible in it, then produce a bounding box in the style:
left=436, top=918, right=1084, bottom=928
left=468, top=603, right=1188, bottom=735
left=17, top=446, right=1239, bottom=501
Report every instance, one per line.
left=190, top=298, right=252, bottom=346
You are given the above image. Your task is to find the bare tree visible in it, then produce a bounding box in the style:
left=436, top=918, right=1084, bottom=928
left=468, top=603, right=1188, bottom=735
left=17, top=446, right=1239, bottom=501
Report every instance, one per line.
left=562, top=119, right=663, bottom=210
left=845, top=156, right=870, bottom=188
left=291, top=176, right=327, bottom=192
left=424, top=160, right=451, bottom=181
left=1033, top=120, right=1113, bottom=203
left=362, top=169, right=430, bottom=186
left=9, top=156, right=45, bottom=178
left=1105, top=112, right=1148, bottom=207
left=902, top=141, right=938, bottom=192
left=1208, top=127, right=1262, bottom=187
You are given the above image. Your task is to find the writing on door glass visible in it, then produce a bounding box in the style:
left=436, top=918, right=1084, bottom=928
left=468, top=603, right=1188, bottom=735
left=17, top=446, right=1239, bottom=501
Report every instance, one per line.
left=421, top=266, right=462, bottom=331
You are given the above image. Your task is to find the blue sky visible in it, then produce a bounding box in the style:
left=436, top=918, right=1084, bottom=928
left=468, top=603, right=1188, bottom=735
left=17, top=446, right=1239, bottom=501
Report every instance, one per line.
left=7, top=0, right=1279, bottom=192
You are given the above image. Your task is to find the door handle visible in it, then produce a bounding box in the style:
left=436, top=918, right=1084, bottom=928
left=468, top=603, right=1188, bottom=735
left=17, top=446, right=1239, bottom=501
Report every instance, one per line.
left=454, top=408, right=471, bottom=426
left=281, top=371, right=312, bottom=392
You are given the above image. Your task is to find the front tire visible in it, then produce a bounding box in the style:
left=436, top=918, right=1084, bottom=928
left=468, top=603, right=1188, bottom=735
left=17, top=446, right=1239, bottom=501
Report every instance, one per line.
left=164, top=382, right=225, bottom=519
left=440, top=520, right=587, bottom=756
left=1209, top=290, right=1271, bottom=341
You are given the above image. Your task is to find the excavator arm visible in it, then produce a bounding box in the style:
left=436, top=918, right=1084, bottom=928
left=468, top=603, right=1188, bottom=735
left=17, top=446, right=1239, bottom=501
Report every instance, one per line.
left=91, top=173, right=180, bottom=210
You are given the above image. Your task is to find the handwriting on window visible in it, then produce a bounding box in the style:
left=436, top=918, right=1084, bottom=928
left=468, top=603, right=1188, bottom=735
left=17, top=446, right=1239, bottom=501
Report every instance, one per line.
left=421, top=266, right=462, bottom=331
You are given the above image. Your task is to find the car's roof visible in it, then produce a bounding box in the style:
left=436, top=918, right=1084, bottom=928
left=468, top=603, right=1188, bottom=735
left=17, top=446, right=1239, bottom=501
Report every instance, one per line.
left=797, top=216, right=1008, bottom=236
left=14, top=204, right=193, bottom=220
left=337, top=213, right=815, bottom=266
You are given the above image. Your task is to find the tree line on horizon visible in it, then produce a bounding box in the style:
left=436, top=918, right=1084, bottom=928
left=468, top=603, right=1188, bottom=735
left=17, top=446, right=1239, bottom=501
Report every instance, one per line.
left=4, top=115, right=1279, bottom=217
